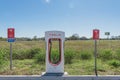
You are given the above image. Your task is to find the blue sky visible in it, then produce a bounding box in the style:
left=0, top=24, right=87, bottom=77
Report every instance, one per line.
left=0, top=0, right=120, bottom=38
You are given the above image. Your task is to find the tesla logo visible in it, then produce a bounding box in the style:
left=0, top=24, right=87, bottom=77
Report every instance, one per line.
left=49, top=33, right=61, bottom=36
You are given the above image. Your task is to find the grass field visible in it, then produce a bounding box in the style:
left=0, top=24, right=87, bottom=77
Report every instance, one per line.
left=0, top=40, right=120, bottom=75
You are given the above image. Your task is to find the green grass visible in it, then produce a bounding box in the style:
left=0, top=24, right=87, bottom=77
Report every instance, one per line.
left=0, top=40, right=120, bottom=75
left=0, top=59, right=45, bottom=75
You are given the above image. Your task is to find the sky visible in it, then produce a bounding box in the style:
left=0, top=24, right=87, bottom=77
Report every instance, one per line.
left=0, top=0, right=120, bottom=38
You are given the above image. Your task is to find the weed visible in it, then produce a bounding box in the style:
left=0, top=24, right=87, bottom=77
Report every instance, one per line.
left=1, top=40, right=120, bottom=75
left=13, top=48, right=42, bottom=60
left=80, top=51, right=92, bottom=60
left=99, top=49, right=113, bottom=60
left=108, top=60, right=120, bottom=68
left=114, top=50, right=120, bottom=60
left=65, top=49, right=74, bottom=64
left=29, top=48, right=41, bottom=58
left=34, top=51, right=45, bottom=64
left=49, top=49, right=60, bottom=64
left=0, top=48, right=8, bottom=68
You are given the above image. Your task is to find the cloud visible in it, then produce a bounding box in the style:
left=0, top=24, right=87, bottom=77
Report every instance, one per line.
left=45, top=0, right=50, bottom=3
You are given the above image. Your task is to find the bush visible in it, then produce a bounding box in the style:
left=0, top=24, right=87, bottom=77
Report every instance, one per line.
left=65, top=49, right=74, bottom=64
left=29, top=48, right=41, bottom=58
left=13, top=48, right=42, bottom=60
left=34, top=49, right=75, bottom=64
left=0, top=48, right=8, bottom=67
left=80, top=51, right=92, bottom=60
left=0, top=52, right=4, bottom=65
left=108, top=60, right=120, bottom=68
left=99, top=49, right=113, bottom=60
left=13, top=50, right=28, bottom=60
left=34, top=52, right=45, bottom=64
left=114, top=50, right=120, bottom=60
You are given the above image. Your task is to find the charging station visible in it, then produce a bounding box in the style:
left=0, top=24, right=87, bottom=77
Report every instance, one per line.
left=2, top=30, right=120, bottom=80
left=45, top=31, right=65, bottom=74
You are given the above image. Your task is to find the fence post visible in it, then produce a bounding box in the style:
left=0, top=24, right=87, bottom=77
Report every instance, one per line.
left=10, top=43, right=12, bottom=70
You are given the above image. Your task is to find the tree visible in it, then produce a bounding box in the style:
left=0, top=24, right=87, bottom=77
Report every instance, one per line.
left=118, top=35, right=120, bottom=40
left=111, top=36, right=115, bottom=40
left=80, top=36, right=88, bottom=40
left=69, top=34, right=79, bottom=40
left=33, top=36, right=37, bottom=41
left=40, top=37, right=45, bottom=40
left=16, top=37, right=32, bottom=41
left=0, top=37, right=6, bottom=41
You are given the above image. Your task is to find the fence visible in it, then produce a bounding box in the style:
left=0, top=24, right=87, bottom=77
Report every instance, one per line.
left=0, top=40, right=120, bottom=75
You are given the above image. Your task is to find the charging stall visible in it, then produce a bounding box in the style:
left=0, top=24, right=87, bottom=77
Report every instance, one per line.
left=2, top=30, right=120, bottom=80
left=45, top=31, right=65, bottom=74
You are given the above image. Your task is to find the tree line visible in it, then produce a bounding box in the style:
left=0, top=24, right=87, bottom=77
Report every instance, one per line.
left=0, top=34, right=120, bottom=41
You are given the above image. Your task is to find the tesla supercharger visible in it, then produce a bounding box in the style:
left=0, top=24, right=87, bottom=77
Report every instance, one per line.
left=45, top=31, right=65, bottom=74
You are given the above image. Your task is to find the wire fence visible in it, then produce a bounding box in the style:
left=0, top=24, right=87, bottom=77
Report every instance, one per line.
left=0, top=40, right=120, bottom=75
